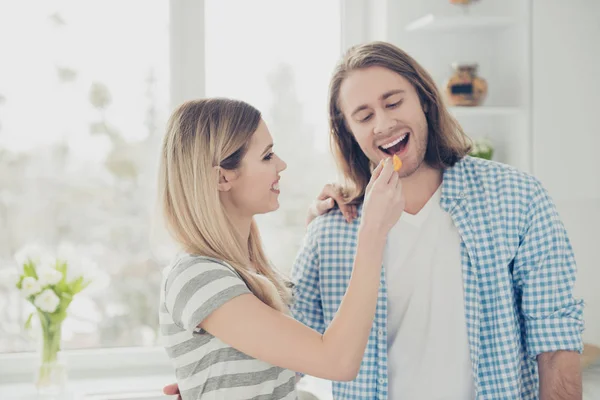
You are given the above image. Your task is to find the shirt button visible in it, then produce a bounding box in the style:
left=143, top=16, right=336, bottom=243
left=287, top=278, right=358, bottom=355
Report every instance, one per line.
left=378, top=377, right=385, bottom=385
left=377, top=328, right=384, bottom=337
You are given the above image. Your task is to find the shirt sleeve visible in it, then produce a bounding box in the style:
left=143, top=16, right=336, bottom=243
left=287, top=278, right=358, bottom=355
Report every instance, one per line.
left=164, top=259, right=251, bottom=332
left=290, top=220, right=327, bottom=335
left=512, top=179, right=584, bottom=358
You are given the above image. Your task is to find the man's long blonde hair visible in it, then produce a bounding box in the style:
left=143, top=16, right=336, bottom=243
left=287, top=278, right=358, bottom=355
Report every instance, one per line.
left=158, top=98, right=291, bottom=312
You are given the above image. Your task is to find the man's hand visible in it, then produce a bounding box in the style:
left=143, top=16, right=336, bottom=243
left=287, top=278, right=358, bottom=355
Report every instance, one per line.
left=307, top=183, right=357, bottom=226
left=163, top=382, right=181, bottom=399
left=538, top=350, right=582, bottom=400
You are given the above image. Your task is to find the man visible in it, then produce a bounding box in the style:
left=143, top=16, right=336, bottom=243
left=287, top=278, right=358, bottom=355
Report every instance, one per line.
left=164, top=41, right=583, bottom=399
left=291, top=41, right=583, bottom=400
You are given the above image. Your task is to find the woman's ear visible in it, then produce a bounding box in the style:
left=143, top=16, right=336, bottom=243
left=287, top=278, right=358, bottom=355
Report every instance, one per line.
left=215, top=166, right=235, bottom=192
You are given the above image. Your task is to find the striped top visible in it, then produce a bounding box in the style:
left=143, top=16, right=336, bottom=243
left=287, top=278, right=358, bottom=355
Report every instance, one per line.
left=159, top=254, right=297, bottom=400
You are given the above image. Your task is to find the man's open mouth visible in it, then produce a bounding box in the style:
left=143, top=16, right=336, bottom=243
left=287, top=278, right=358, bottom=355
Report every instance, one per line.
left=379, top=132, right=409, bottom=155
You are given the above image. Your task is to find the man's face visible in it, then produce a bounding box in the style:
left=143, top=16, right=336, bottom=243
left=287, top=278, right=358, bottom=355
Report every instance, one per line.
left=338, top=66, right=429, bottom=177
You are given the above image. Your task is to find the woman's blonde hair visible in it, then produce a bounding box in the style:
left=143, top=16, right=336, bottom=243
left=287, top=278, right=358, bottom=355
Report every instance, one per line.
left=158, top=98, right=291, bottom=312
left=328, top=41, right=472, bottom=204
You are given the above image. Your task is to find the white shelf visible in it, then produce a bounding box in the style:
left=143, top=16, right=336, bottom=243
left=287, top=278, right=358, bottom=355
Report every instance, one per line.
left=448, top=106, right=521, bottom=117
left=405, top=14, right=515, bottom=32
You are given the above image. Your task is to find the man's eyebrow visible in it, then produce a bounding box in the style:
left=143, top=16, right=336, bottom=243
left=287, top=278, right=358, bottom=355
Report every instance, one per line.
left=350, top=90, right=406, bottom=117
left=381, top=89, right=405, bottom=100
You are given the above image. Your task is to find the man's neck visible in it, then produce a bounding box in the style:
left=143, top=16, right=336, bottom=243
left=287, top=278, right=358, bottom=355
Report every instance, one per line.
left=401, top=162, right=443, bottom=215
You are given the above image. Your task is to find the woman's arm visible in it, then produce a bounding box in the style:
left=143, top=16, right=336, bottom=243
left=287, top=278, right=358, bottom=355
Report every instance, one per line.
left=202, top=158, right=404, bottom=380
left=201, top=228, right=386, bottom=381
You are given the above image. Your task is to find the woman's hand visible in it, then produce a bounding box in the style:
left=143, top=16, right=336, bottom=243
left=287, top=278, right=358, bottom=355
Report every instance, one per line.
left=306, top=184, right=357, bottom=225
left=360, top=157, right=405, bottom=234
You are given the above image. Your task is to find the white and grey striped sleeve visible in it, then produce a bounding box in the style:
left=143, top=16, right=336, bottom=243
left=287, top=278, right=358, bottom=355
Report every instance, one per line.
left=164, top=259, right=251, bottom=332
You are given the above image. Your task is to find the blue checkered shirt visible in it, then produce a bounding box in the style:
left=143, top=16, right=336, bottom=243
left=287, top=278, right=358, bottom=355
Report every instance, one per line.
left=290, top=156, right=584, bottom=399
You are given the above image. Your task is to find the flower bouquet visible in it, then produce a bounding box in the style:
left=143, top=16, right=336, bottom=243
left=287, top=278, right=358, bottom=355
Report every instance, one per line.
left=13, top=244, right=93, bottom=394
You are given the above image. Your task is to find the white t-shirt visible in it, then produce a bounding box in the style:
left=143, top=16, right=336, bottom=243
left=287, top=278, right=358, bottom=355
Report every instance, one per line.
left=384, top=187, right=475, bottom=400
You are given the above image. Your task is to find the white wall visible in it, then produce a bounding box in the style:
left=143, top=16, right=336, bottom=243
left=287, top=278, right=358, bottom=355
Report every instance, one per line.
left=532, top=0, right=600, bottom=345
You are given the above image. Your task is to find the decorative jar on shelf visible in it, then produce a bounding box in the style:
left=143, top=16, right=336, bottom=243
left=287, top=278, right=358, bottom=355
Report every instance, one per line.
left=445, top=63, right=488, bottom=107
left=449, top=0, right=477, bottom=4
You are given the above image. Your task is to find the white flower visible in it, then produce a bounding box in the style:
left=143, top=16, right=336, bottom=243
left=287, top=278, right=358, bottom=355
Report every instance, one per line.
left=14, top=244, right=49, bottom=267
left=67, top=257, right=97, bottom=283
left=65, top=261, right=83, bottom=283
left=37, top=266, right=63, bottom=287
left=21, top=277, right=43, bottom=297
left=40, top=254, right=58, bottom=270
left=34, top=289, right=61, bottom=313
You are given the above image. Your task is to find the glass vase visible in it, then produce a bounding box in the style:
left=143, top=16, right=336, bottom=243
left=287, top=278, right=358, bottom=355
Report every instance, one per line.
left=35, top=312, right=67, bottom=396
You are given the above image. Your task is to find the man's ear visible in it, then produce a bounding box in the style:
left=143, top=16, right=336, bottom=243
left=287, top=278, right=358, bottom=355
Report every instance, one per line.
left=215, top=166, right=235, bottom=192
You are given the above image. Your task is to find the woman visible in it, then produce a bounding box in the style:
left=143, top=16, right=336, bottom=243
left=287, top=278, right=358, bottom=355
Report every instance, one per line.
left=158, top=98, right=404, bottom=399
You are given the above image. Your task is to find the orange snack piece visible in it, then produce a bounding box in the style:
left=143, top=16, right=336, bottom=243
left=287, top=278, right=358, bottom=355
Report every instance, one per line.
left=393, top=154, right=402, bottom=171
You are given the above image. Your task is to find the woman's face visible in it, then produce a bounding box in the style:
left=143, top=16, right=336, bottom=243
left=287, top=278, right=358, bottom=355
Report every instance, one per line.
left=220, top=119, right=287, bottom=218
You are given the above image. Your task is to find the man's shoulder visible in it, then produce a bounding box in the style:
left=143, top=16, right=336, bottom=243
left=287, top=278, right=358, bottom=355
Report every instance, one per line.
left=306, top=207, right=359, bottom=242
left=449, top=156, right=544, bottom=199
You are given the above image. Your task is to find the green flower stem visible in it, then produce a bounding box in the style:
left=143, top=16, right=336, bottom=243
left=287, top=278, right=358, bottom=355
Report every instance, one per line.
left=37, top=311, right=63, bottom=387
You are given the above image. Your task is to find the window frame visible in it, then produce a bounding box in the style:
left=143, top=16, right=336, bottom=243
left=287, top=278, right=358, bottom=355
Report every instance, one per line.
left=0, top=0, right=369, bottom=383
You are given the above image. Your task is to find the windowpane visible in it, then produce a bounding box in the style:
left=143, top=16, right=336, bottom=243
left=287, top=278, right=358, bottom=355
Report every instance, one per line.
left=0, top=0, right=344, bottom=356
left=205, top=0, right=341, bottom=272
left=0, top=0, right=169, bottom=352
